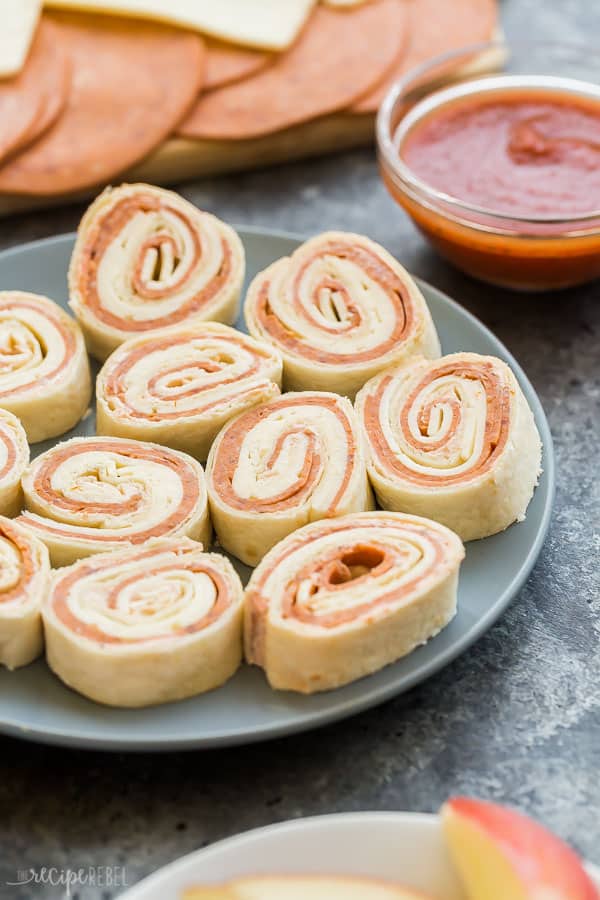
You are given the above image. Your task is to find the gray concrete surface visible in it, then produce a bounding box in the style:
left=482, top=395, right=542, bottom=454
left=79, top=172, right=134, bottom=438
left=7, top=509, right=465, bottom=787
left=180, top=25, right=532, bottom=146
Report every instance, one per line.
left=1, top=0, right=599, bottom=897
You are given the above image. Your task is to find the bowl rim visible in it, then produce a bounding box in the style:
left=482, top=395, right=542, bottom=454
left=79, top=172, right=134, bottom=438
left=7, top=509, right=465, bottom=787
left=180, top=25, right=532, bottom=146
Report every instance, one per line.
left=376, top=38, right=600, bottom=236
left=118, top=810, right=600, bottom=899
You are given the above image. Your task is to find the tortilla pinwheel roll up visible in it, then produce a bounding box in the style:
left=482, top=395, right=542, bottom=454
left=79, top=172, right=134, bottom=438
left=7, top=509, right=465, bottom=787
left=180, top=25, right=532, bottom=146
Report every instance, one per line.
left=0, top=516, right=50, bottom=670
left=355, top=353, right=542, bottom=541
left=244, top=231, right=441, bottom=400
left=206, top=391, right=373, bottom=566
left=68, top=183, right=245, bottom=361
left=245, top=511, right=464, bottom=693
left=18, top=436, right=211, bottom=567
left=0, top=291, right=91, bottom=442
left=0, top=409, right=29, bottom=518
left=96, top=322, right=282, bottom=461
left=43, top=538, right=243, bottom=707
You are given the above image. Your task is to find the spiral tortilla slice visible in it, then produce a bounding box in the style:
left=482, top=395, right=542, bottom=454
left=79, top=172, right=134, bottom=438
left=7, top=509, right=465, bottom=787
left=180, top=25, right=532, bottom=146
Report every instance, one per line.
left=0, top=291, right=91, bottom=443
left=206, top=391, right=373, bottom=566
left=355, top=353, right=542, bottom=541
left=178, top=0, right=405, bottom=141
left=69, top=183, right=245, bottom=361
left=18, top=436, right=211, bottom=566
left=352, top=0, right=498, bottom=114
left=245, top=510, right=464, bottom=693
left=0, top=516, right=50, bottom=670
left=0, top=12, right=205, bottom=196
left=0, top=19, right=70, bottom=166
left=96, top=322, right=282, bottom=461
left=244, top=231, right=440, bottom=400
left=0, top=410, right=29, bottom=519
left=43, top=538, right=243, bottom=707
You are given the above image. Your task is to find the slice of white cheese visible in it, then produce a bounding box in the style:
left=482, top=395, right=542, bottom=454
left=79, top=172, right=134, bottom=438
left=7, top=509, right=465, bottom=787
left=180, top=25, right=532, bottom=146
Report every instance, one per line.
left=43, top=0, right=317, bottom=50
left=0, top=0, right=42, bottom=78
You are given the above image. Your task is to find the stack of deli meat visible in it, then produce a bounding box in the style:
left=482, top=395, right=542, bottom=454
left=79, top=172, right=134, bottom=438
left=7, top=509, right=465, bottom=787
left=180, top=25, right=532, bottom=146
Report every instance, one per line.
left=0, top=0, right=498, bottom=209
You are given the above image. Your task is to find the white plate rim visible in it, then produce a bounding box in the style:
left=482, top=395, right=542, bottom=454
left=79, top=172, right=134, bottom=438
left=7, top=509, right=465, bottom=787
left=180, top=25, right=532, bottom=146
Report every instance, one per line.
left=118, top=810, right=600, bottom=899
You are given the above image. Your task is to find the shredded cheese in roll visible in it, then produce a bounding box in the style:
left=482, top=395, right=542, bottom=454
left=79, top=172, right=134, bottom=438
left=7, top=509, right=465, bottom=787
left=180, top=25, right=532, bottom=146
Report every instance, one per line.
left=0, top=516, right=50, bottom=670
left=245, top=511, right=464, bottom=693
left=18, top=436, right=211, bottom=566
left=355, top=352, right=542, bottom=541
left=206, top=391, right=373, bottom=566
left=69, top=183, right=245, bottom=361
left=43, top=538, right=243, bottom=707
left=244, top=231, right=440, bottom=399
left=0, top=291, right=91, bottom=443
left=96, top=322, right=282, bottom=460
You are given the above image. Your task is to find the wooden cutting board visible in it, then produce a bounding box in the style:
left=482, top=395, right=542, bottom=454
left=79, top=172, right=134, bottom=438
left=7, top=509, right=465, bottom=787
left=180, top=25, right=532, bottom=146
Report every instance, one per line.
left=0, top=112, right=375, bottom=217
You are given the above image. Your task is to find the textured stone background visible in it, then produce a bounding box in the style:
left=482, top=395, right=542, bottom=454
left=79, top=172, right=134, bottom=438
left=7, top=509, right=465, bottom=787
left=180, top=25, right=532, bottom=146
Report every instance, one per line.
left=1, top=0, right=599, bottom=897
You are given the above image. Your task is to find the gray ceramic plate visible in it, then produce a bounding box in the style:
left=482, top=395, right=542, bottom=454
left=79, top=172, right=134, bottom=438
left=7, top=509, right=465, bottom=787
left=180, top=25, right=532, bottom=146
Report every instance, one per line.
left=0, top=228, right=554, bottom=751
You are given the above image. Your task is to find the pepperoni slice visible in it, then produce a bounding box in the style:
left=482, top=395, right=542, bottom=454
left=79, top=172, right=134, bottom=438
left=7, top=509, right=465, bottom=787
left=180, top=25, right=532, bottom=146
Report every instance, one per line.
left=0, top=19, right=70, bottom=166
left=204, top=37, right=272, bottom=90
left=353, top=0, right=498, bottom=114
left=0, top=12, right=205, bottom=195
left=178, top=0, right=406, bottom=140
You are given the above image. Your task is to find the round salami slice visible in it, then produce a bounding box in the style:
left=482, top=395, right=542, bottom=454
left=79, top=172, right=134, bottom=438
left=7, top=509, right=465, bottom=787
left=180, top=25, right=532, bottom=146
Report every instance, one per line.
left=0, top=12, right=205, bottom=195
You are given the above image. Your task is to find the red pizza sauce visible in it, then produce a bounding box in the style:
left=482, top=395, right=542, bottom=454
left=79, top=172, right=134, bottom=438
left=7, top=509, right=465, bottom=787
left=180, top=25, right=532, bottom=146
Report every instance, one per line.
left=380, top=80, right=600, bottom=290
left=401, top=88, right=600, bottom=218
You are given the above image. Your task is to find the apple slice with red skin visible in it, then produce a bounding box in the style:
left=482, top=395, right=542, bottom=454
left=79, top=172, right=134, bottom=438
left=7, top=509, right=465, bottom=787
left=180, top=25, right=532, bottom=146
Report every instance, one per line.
left=442, top=797, right=599, bottom=900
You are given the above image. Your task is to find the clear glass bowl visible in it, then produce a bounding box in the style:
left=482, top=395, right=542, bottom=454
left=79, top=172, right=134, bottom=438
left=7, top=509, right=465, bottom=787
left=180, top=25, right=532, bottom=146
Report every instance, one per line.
left=376, top=40, right=600, bottom=291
